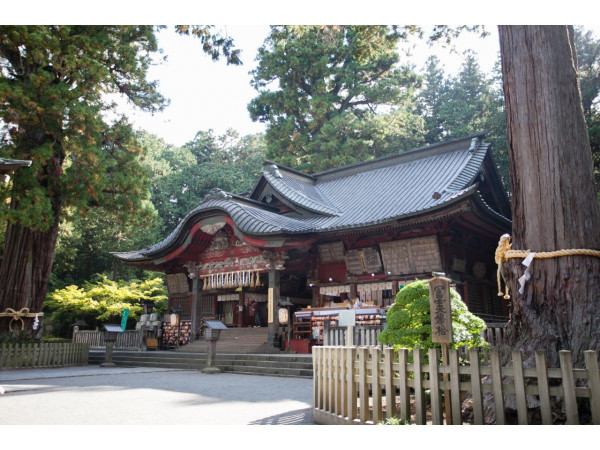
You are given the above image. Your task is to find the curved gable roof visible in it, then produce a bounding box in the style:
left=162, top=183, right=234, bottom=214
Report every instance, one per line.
left=113, top=132, right=510, bottom=264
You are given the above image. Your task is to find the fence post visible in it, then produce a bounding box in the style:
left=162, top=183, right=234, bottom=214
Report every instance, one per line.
left=490, top=348, right=505, bottom=425
left=398, top=348, right=410, bottom=423
left=339, top=346, right=348, bottom=418
left=334, top=347, right=341, bottom=416
left=584, top=350, right=600, bottom=425
left=313, top=347, right=321, bottom=410
left=559, top=350, right=579, bottom=425
left=413, top=348, right=426, bottom=425
left=512, top=350, right=528, bottom=425
left=345, top=325, right=354, bottom=347
left=469, top=348, right=484, bottom=424
left=358, top=347, right=369, bottom=423
left=370, top=346, right=382, bottom=424
left=384, top=347, right=396, bottom=421
left=449, top=348, right=462, bottom=424
left=347, top=346, right=358, bottom=421
left=428, top=348, right=443, bottom=425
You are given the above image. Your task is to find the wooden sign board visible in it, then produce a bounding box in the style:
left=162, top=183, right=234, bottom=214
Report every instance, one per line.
left=380, top=236, right=442, bottom=275
left=345, top=247, right=382, bottom=274
left=428, top=277, right=453, bottom=344
left=318, top=241, right=345, bottom=263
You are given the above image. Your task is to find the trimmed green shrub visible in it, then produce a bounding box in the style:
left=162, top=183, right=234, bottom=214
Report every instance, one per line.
left=44, top=275, right=168, bottom=337
left=377, top=279, right=489, bottom=354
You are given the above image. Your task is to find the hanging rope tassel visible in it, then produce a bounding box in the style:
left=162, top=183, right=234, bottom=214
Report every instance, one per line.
left=495, top=234, right=600, bottom=300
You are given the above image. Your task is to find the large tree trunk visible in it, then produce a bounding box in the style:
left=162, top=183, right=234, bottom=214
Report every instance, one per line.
left=499, top=25, right=600, bottom=369
left=0, top=195, right=62, bottom=332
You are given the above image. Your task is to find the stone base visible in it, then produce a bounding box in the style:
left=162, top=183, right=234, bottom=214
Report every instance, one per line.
left=200, top=366, right=222, bottom=374
left=100, top=362, right=117, bottom=367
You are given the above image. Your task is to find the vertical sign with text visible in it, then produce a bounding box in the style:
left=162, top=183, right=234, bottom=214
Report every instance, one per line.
left=428, top=277, right=453, bottom=343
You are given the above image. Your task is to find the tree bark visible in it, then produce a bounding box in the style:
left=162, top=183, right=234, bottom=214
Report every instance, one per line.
left=0, top=194, right=62, bottom=332
left=499, top=25, right=600, bottom=368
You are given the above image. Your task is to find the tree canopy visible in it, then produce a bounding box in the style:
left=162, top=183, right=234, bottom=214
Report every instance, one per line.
left=0, top=25, right=242, bottom=323
left=248, top=25, right=426, bottom=172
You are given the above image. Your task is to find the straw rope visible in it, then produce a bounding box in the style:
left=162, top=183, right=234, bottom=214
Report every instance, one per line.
left=495, top=234, right=600, bottom=300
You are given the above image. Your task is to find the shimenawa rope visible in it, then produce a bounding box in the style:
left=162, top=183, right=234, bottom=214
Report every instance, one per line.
left=495, top=234, right=600, bottom=299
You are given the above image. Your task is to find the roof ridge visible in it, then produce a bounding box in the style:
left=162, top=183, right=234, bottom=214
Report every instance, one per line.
left=313, top=131, right=488, bottom=181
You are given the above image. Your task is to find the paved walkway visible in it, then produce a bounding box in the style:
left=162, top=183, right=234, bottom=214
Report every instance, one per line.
left=0, top=365, right=314, bottom=425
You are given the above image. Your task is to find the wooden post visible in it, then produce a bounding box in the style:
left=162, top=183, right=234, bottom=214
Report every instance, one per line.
left=559, top=350, right=579, bottom=425
left=398, top=348, right=410, bottom=423
left=371, top=347, right=382, bottom=423
left=267, top=269, right=280, bottom=346
left=584, top=350, right=600, bottom=425
left=428, top=275, right=453, bottom=424
left=384, top=347, right=396, bottom=420
left=413, top=348, right=426, bottom=425
left=442, top=343, right=452, bottom=424
left=347, top=347, right=357, bottom=421
left=490, top=348, right=505, bottom=424
left=429, top=348, right=443, bottom=425
left=449, top=348, right=462, bottom=424
left=512, top=350, right=528, bottom=424
left=469, top=348, right=484, bottom=424
left=358, top=347, right=369, bottom=423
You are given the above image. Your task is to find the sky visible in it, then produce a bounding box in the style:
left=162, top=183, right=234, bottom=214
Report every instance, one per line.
left=6, top=1, right=600, bottom=148
left=125, top=25, right=506, bottom=147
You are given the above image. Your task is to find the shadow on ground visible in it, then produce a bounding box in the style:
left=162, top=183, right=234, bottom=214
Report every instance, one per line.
left=248, top=407, right=313, bottom=425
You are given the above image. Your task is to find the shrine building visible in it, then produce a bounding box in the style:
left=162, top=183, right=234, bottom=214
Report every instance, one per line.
left=112, top=132, right=511, bottom=351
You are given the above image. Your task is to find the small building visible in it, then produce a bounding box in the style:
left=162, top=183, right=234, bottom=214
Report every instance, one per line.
left=112, top=132, right=511, bottom=350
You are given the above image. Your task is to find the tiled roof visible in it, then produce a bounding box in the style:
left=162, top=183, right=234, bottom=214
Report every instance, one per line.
left=112, top=133, right=510, bottom=263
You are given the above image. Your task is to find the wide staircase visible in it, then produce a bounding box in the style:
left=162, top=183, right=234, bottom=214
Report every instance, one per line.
left=88, top=327, right=313, bottom=379
left=181, top=326, right=279, bottom=354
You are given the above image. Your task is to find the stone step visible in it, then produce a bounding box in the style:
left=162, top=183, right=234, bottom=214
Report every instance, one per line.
left=89, top=350, right=313, bottom=378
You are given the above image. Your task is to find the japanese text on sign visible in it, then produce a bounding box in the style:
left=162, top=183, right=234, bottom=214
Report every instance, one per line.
left=428, top=277, right=453, bottom=344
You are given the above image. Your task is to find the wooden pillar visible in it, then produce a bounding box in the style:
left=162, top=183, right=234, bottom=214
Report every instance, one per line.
left=190, top=277, right=199, bottom=341
left=238, top=291, right=245, bottom=327
left=267, top=269, right=280, bottom=346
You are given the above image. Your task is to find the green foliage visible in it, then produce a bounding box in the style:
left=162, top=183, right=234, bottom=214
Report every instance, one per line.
left=377, top=280, right=489, bottom=354
left=417, top=52, right=509, bottom=190
left=574, top=26, right=600, bottom=194
left=248, top=25, right=425, bottom=173
left=141, top=129, right=266, bottom=235
left=0, top=26, right=167, bottom=232
left=378, top=417, right=410, bottom=425
left=44, top=275, right=167, bottom=337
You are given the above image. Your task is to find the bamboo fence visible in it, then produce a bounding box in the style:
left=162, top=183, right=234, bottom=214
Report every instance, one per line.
left=72, top=329, right=143, bottom=349
left=0, top=342, right=89, bottom=369
left=313, top=346, right=600, bottom=425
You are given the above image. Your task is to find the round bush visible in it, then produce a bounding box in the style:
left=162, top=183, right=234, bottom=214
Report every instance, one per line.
left=377, top=279, right=489, bottom=353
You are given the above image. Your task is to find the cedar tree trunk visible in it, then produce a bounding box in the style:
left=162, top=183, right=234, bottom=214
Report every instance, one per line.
left=499, top=25, right=600, bottom=369
left=0, top=184, right=62, bottom=332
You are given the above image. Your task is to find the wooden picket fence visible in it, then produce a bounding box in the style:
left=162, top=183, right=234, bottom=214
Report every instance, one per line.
left=73, top=329, right=143, bottom=349
left=0, top=342, right=89, bottom=369
left=313, top=346, right=600, bottom=425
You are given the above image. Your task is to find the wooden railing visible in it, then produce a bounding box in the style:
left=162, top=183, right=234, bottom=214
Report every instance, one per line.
left=323, top=325, right=384, bottom=347
left=0, top=342, right=89, bottom=369
left=73, top=330, right=143, bottom=349
left=313, top=346, right=600, bottom=425
left=323, top=322, right=507, bottom=348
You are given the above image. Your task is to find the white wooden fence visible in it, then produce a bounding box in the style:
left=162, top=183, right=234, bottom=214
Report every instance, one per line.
left=73, top=329, right=143, bottom=349
left=313, top=346, right=600, bottom=425
left=0, top=342, right=89, bottom=369
left=323, top=325, right=383, bottom=347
